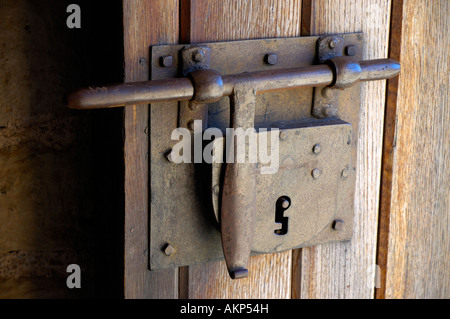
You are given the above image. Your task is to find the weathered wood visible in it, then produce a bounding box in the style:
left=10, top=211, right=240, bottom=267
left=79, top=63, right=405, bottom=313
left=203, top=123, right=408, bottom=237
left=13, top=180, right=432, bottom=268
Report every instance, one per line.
left=181, top=0, right=302, bottom=299
left=385, top=0, right=449, bottom=299
left=123, top=0, right=179, bottom=299
left=297, top=0, right=391, bottom=298
left=187, top=252, right=292, bottom=299
left=184, top=0, right=302, bottom=44
left=375, top=0, right=404, bottom=300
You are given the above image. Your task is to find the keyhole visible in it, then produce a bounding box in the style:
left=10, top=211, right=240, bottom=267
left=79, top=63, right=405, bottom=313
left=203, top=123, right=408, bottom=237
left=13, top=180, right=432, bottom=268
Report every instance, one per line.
left=274, top=196, right=290, bottom=235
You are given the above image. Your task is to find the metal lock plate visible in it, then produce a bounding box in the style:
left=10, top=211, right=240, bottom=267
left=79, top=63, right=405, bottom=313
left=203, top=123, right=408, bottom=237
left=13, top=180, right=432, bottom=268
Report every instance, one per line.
left=149, top=34, right=362, bottom=270
left=211, top=120, right=354, bottom=254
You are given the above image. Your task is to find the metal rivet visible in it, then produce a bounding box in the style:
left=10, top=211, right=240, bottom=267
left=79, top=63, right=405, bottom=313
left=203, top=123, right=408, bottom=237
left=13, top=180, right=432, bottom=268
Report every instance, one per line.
left=188, top=102, right=199, bottom=111
left=139, top=57, right=147, bottom=65
left=279, top=130, right=288, bottom=140
left=160, top=55, right=173, bottom=67
left=163, top=243, right=175, bottom=256
left=193, top=50, right=204, bottom=63
left=322, top=105, right=336, bottom=117
left=165, top=149, right=175, bottom=163
left=332, top=220, right=344, bottom=231
left=329, top=38, right=338, bottom=49
left=341, top=168, right=349, bottom=179
left=345, top=45, right=357, bottom=56
left=187, top=119, right=195, bottom=130
left=311, top=168, right=321, bottom=179
left=265, top=53, right=278, bottom=65
left=313, top=144, right=321, bottom=154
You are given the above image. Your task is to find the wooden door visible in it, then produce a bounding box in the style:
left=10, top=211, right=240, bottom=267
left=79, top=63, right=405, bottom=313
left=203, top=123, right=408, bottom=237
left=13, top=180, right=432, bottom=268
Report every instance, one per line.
left=123, top=0, right=449, bottom=299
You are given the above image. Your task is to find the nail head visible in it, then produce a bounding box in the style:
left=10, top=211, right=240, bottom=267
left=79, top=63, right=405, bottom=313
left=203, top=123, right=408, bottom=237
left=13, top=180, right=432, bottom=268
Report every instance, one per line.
left=313, top=144, right=321, bottom=154
left=332, top=220, right=344, bottom=231
left=279, top=130, right=288, bottom=140
left=193, top=51, right=204, bottom=63
left=345, top=45, right=357, bottom=56
left=161, top=55, right=173, bottom=67
left=341, top=168, right=349, bottom=179
left=312, top=168, right=321, bottom=179
left=265, top=53, right=278, bottom=65
left=165, top=149, right=175, bottom=163
left=163, top=243, right=175, bottom=256
left=329, top=38, right=338, bottom=48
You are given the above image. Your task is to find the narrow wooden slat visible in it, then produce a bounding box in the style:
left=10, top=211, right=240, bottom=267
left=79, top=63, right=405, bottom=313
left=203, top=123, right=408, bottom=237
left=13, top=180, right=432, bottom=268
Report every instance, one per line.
left=385, top=0, right=449, bottom=298
left=375, top=0, right=404, bottom=300
left=297, top=0, right=391, bottom=298
left=182, top=0, right=302, bottom=299
left=186, top=0, right=302, bottom=44
left=123, top=0, right=179, bottom=299
left=291, top=2, right=312, bottom=298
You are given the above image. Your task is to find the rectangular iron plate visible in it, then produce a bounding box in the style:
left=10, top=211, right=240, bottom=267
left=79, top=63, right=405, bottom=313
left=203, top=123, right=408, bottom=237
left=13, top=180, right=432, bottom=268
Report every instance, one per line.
left=149, top=34, right=362, bottom=270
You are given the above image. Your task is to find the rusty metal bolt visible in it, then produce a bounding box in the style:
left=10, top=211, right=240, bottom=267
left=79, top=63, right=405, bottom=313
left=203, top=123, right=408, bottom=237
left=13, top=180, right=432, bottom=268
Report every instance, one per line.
left=345, top=45, right=357, bottom=56
left=279, top=130, right=288, bottom=141
left=139, top=57, right=147, bottom=65
left=187, top=119, right=195, bottom=131
left=341, top=168, right=349, bottom=179
left=332, top=220, right=344, bottom=231
left=188, top=101, right=199, bottom=111
left=265, top=53, right=278, bottom=65
left=318, top=104, right=337, bottom=118
left=329, top=38, right=338, bottom=49
left=160, top=55, right=173, bottom=67
left=313, top=144, right=321, bottom=154
left=193, top=50, right=205, bottom=63
left=165, top=149, right=175, bottom=163
left=311, top=168, right=321, bottom=179
left=163, top=243, right=175, bottom=256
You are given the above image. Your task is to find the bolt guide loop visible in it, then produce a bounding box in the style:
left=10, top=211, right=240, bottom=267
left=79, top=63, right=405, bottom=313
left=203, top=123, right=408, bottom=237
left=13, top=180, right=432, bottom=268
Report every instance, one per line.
left=67, top=34, right=400, bottom=279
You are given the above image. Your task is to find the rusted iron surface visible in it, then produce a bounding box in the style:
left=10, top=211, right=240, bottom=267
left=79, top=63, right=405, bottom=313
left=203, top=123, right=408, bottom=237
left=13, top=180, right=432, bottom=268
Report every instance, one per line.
left=212, top=120, right=354, bottom=254
left=67, top=59, right=399, bottom=109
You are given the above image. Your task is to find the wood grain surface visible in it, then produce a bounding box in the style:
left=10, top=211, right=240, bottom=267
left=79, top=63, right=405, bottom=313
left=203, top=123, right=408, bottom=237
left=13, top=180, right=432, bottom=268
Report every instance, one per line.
left=296, top=0, right=391, bottom=299
left=384, top=0, right=449, bottom=299
left=375, top=0, right=404, bottom=299
left=123, top=0, right=179, bottom=298
left=181, top=0, right=302, bottom=299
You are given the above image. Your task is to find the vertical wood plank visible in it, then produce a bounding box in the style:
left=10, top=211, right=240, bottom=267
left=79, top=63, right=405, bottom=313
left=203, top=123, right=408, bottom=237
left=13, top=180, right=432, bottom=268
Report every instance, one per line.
left=375, top=0, right=404, bottom=299
left=123, top=0, right=179, bottom=298
left=297, top=0, right=391, bottom=298
left=182, top=0, right=302, bottom=299
left=385, top=0, right=449, bottom=299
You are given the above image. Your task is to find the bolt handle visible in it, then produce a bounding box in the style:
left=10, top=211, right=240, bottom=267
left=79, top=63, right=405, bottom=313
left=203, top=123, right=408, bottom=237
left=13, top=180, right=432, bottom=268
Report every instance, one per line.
left=220, top=81, right=257, bottom=280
